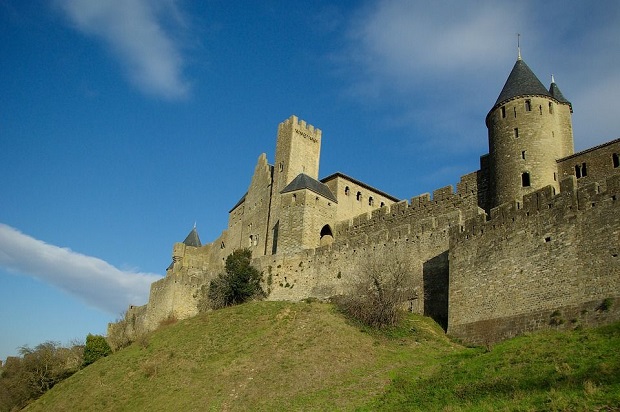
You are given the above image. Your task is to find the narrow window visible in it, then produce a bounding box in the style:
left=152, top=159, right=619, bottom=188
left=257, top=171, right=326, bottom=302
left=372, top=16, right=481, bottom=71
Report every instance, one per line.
left=514, top=128, right=519, bottom=138
left=613, top=153, right=619, bottom=168
left=249, top=235, right=254, bottom=247
left=380, top=202, right=385, bottom=207
left=292, top=194, right=297, bottom=202
left=539, top=105, right=543, bottom=115
left=575, top=165, right=582, bottom=178
left=521, top=172, right=531, bottom=187
left=279, top=162, right=283, bottom=172
left=514, top=107, right=517, bottom=118
left=501, top=106, right=506, bottom=118
left=553, top=172, right=557, bottom=181
left=368, top=196, right=374, bottom=206
left=525, top=99, right=532, bottom=111
left=356, top=191, right=362, bottom=201
left=581, top=162, right=588, bottom=177
left=521, top=150, right=526, bottom=159
left=549, top=102, right=554, bottom=114
left=344, top=186, right=350, bottom=196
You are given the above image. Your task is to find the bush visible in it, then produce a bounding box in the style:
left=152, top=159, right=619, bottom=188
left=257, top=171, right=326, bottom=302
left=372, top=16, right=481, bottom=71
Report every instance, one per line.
left=207, top=249, right=265, bottom=309
left=82, top=334, right=112, bottom=367
left=334, top=251, right=418, bottom=328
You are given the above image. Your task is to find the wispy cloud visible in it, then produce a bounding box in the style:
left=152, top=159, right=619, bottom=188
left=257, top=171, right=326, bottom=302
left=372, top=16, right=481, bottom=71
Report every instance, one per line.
left=56, top=0, right=190, bottom=99
left=339, top=0, right=620, bottom=150
left=0, top=223, right=160, bottom=315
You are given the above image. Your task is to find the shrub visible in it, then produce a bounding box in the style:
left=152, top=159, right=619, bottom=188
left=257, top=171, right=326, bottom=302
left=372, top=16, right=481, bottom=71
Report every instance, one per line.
left=334, top=251, right=418, bottom=328
left=207, top=248, right=265, bottom=309
left=82, top=334, right=112, bottom=367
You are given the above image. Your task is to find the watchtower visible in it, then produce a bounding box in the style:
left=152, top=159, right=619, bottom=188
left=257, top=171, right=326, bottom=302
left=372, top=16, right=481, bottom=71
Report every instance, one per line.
left=486, top=54, right=574, bottom=208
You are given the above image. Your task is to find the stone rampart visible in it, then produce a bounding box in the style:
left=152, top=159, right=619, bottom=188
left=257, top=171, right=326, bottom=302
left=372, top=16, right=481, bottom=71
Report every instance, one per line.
left=448, top=175, right=620, bottom=344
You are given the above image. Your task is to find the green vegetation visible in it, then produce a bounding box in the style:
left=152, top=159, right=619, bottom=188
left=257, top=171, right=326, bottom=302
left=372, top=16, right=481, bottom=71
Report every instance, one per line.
left=82, top=334, right=112, bottom=367
left=0, top=341, right=83, bottom=411
left=21, top=302, right=620, bottom=411
left=206, top=248, right=265, bottom=309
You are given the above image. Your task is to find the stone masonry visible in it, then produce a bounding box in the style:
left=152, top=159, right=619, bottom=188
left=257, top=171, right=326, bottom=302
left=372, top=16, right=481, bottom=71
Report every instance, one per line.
left=110, top=53, right=620, bottom=345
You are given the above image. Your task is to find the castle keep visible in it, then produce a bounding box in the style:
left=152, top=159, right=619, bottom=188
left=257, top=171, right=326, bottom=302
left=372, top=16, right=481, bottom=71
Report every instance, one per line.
left=113, top=54, right=620, bottom=345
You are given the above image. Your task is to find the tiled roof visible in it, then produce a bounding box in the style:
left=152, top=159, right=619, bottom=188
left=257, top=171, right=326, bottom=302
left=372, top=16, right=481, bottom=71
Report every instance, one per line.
left=281, top=173, right=338, bottom=203
left=494, top=59, right=551, bottom=107
left=182, top=226, right=202, bottom=247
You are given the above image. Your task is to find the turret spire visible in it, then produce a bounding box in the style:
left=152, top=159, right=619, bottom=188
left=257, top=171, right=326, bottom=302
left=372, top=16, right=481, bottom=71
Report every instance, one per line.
left=517, top=33, right=521, bottom=60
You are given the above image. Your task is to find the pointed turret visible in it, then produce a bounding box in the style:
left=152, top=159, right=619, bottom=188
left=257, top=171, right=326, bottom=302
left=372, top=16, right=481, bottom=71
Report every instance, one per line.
left=182, top=225, right=202, bottom=247
left=549, top=75, right=572, bottom=112
left=493, top=59, right=552, bottom=109
left=486, top=54, right=574, bottom=209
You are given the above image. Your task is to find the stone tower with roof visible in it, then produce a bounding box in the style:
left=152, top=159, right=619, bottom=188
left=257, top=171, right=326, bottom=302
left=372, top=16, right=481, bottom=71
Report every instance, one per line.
left=486, top=54, right=574, bottom=208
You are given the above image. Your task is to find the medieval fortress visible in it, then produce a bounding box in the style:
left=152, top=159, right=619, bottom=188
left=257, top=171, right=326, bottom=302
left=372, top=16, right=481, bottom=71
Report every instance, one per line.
left=113, top=54, right=620, bottom=344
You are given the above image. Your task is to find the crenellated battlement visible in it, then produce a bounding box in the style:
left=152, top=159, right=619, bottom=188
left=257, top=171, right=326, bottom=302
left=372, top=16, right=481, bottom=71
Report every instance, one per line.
left=278, top=115, right=322, bottom=138
left=453, top=174, right=620, bottom=242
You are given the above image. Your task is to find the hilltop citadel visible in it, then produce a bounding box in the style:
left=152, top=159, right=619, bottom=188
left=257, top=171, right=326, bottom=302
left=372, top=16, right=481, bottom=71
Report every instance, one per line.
left=112, top=53, right=620, bottom=344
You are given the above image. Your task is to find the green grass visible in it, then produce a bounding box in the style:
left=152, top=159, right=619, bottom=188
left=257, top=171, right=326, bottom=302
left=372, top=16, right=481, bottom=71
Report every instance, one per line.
left=24, top=302, right=620, bottom=411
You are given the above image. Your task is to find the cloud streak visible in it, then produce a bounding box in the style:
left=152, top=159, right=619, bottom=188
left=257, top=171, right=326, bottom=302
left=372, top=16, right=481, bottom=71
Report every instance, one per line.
left=340, top=0, right=620, bottom=151
left=56, top=0, right=189, bottom=99
left=0, top=223, right=160, bottom=315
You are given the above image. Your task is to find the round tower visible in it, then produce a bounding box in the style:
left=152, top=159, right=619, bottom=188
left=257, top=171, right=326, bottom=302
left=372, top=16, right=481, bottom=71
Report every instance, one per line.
left=486, top=56, right=574, bottom=208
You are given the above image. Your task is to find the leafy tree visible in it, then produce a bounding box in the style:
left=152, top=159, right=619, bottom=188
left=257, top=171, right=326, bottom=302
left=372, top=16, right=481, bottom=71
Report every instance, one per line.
left=82, top=334, right=112, bottom=367
left=207, top=248, right=264, bottom=309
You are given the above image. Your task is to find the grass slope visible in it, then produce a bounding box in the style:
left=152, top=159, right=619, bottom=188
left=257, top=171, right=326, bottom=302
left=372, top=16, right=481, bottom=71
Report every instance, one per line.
left=25, top=301, right=620, bottom=411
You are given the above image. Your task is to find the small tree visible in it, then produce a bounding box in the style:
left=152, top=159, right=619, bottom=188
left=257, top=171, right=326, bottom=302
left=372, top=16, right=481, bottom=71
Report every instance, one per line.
left=82, top=334, right=112, bottom=367
left=207, top=248, right=264, bottom=309
left=334, top=251, right=418, bottom=328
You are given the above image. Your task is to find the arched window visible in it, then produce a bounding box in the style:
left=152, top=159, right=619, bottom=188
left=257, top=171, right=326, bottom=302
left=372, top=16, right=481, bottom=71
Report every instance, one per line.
left=356, top=191, right=362, bottom=201
left=521, top=172, right=531, bottom=187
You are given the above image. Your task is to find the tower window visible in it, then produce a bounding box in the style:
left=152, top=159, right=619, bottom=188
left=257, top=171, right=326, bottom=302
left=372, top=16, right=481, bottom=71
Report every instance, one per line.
left=368, top=196, right=374, bottom=206
left=501, top=106, right=506, bottom=118
left=521, top=150, right=526, bottom=159
left=575, top=163, right=587, bottom=178
left=549, top=102, right=554, bottom=114
left=344, top=186, right=350, bottom=196
left=613, top=153, right=619, bottom=168
left=521, top=172, right=531, bottom=187
left=514, top=128, right=519, bottom=138
left=356, top=191, right=362, bottom=201
left=514, top=107, right=517, bottom=118
left=525, top=100, right=532, bottom=111
left=539, top=105, right=543, bottom=115
left=279, top=162, right=283, bottom=172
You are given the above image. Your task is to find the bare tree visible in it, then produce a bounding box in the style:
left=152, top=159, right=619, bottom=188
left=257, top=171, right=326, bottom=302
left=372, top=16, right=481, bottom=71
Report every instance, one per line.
left=334, top=250, right=418, bottom=327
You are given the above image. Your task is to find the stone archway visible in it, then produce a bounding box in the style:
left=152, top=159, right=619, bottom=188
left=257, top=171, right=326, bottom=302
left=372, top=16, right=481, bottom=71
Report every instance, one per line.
left=319, top=224, right=334, bottom=247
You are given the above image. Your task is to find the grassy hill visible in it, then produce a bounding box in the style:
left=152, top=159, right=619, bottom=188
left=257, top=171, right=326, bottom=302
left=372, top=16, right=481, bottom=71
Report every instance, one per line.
left=25, top=301, right=620, bottom=411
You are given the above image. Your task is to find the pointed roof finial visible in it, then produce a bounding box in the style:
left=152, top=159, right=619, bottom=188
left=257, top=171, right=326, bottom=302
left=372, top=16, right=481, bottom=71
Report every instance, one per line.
left=193, top=221, right=197, bottom=229
left=517, top=33, right=522, bottom=60
left=551, top=74, right=555, bottom=84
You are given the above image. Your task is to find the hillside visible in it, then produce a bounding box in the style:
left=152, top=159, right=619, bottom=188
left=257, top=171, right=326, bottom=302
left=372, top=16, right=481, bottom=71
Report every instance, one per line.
left=25, top=301, right=620, bottom=411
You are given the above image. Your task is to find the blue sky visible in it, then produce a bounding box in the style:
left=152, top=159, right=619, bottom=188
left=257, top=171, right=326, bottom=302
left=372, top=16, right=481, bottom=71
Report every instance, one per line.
left=1, top=0, right=618, bottom=361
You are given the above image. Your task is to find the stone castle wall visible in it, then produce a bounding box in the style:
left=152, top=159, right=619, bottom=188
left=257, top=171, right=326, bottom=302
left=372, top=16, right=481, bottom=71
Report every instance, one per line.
left=448, top=175, right=620, bottom=344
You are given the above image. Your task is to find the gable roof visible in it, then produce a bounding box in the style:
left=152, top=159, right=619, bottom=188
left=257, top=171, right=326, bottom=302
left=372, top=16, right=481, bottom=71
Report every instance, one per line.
left=281, top=173, right=338, bottom=203
left=493, top=58, right=551, bottom=108
left=321, top=172, right=400, bottom=202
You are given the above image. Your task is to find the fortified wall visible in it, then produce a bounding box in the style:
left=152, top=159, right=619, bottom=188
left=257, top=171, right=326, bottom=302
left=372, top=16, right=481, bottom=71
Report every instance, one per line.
left=449, top=174, right=620, bottom=344
left=110, top=54, right=620, bottom=345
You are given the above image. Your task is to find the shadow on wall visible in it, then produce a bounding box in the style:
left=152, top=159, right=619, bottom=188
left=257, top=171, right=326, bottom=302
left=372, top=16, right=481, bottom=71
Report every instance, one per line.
left=423, top=251, right=449, bottom=331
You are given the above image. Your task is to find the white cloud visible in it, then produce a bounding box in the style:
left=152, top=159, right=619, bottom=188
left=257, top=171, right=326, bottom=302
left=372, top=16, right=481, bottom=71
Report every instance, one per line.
left=340, top=0, right=620, bottom=152
left=56, top=0, right=189, bottom=99
left=0, top=223, right=160, bottom=315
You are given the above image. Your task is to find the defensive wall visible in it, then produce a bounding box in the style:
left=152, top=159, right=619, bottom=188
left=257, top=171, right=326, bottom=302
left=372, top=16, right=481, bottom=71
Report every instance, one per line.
left=448, top=174, right=620, bottom=344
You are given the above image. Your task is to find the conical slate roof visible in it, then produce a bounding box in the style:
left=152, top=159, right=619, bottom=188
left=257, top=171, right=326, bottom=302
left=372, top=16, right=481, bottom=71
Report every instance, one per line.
left=281, top=173, right=338, bottom=203
left=182, top=226, right=202, bottom=247
left=493, top=59, right=551, bottom=107
left=549, top=78, right=572, bottom=110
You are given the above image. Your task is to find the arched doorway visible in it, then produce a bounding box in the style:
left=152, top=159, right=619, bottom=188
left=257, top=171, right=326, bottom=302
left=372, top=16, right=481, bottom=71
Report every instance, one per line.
left=319, top=225, right=334, bottom=247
